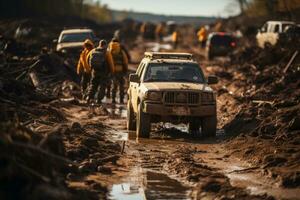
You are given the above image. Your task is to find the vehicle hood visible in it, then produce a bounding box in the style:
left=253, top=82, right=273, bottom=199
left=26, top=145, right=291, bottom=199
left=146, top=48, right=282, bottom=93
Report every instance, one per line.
left=142, top=82, right=213, bottom=92
left=57, top=42, right=83, bottom=51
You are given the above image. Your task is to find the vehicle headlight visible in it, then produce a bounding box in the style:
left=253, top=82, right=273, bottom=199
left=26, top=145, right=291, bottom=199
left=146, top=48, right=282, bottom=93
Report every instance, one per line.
left=145, top=91, right=162, bottom=101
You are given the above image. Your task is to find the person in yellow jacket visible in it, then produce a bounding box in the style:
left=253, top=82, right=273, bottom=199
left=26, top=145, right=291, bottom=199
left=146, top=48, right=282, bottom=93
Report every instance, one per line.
left=77, top=39, right=94, bottom=99
left=107, top=38, right=128, bottom=104
left=172, top=30, right=180, bottom=49
left=197, top=27, right=207, bottom=48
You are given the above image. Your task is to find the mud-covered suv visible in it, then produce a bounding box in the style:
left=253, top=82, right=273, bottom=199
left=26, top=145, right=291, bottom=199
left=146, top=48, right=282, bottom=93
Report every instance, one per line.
left=55, top=28, right=98, bottom=54
left=127, top=52, right=218, bottom=138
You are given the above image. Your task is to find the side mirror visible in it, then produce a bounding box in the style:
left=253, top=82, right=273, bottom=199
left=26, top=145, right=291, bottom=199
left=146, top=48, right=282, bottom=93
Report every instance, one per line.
left=207, top=75, right=218, bottom=85
left=129, top=74, right=140, bottom=83
left=53, top=39, right=58, bottom=43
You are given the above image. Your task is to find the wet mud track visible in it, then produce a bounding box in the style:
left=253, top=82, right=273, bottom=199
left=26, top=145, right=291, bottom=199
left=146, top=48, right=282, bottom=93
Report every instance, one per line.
left=102, top=103, right=300, bottom=200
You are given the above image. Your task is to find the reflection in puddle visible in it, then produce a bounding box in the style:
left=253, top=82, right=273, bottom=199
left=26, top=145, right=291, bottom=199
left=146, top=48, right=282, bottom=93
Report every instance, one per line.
left=106, top=106, right=127, bottom=118
left=164, top=123, right=188, bottom=133
left=111, top=131, right=129, bottom=141
left=109, top=167, right=145, bottom=200
left=110, top=183, right=146, bottom=200
left=145, top=171, right=190, bottom=200
left=108, top=167, right=191, bottom=200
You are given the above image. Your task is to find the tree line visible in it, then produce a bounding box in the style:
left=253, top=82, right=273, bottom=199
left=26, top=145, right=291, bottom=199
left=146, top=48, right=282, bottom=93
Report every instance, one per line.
left=235, top=0, right=300, bottom=19
left=0, top=0, right=112, bottom=23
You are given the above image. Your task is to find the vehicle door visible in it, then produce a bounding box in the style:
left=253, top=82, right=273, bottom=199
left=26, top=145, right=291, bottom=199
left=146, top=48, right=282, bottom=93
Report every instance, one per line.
left=271, top=23, right=280, bottom=45
left=131, top=62, right=146, bottom=112
left=265, top=22, right=273, bottom=45
left=257, top=23, right=267, bottom=48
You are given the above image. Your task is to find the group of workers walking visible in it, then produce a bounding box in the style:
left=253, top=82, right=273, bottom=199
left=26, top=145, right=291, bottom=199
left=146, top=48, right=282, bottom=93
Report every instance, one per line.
left=77, top=37, right=128, bottom=105
left=76, top=23, right=216, bottom=104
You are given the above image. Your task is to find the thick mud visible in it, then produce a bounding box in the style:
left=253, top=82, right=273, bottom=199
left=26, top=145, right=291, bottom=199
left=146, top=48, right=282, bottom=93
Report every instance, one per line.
left=1, top=18, right=299, bottom=199
left=103, top=106, right=299, bottom=200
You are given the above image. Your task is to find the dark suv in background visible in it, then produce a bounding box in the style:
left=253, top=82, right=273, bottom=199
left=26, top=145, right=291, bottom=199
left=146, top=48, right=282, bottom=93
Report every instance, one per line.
left=205, top=32, right=236, bottom=60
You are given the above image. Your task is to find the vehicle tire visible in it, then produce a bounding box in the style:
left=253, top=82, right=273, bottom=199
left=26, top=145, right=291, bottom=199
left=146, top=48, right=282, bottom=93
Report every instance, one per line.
left=136, top=102, right=151, bottom=138
left=207, top=52, right=214, bottom=60
left=188, top=120, right=200, bottom=134
left=264, top=42, right=272, bottom=49
left=127, top=100, right=136, bottom=131
left=202, top=116, right=217, bottom=137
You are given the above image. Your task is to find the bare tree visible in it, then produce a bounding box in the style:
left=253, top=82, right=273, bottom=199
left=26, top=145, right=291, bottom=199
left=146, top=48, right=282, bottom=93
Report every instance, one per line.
left=235, top=0, right=249, bottom=14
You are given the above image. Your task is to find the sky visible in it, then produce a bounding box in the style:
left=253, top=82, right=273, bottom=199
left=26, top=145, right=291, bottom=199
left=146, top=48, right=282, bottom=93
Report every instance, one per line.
left=97, top=0, right=240, bottom=17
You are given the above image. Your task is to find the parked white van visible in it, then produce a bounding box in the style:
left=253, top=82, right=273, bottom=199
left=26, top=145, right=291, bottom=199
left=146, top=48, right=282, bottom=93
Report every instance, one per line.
left=256, top=21, right=295, bottom=48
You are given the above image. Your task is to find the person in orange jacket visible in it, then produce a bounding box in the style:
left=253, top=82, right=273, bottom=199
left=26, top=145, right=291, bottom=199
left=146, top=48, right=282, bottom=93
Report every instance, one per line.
left=77, top=39, right=94, bottom=99
left=107, top=38, right=128, bottom=104
left=172, top=30, right=181, bottom=49
left=197, top=27, right=207, bottom=48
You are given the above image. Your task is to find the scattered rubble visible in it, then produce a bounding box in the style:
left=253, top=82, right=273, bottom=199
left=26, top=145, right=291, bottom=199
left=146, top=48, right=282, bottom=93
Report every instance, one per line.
left=210, top=42, right=300, bottom=188
left=0, top=20, right=122, bottom=200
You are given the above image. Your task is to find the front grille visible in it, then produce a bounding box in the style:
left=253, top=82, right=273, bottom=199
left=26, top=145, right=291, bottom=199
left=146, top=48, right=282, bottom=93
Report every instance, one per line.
left=165, top=92, right=175, bottom=103
left=164, top=92, right=199, bottom=105
left=188, top=93, right=200, bottom=104
left=201, top=92, right=215, bottom=104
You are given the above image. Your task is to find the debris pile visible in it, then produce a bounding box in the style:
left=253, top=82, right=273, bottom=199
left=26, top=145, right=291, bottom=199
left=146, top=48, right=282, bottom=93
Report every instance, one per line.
left=212, top=43, right=300, bottom=188
left=0, top=121, right=72, bottom=199
left=0, top=75, right=72, bottom=199
left=0, top=20, right=122, bottom=199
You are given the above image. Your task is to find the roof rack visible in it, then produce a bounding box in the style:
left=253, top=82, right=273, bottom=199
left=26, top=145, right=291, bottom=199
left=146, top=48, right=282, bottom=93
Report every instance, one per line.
left=144, top=52, right=193, bottom=60
left=63, top=27, right=90, bottom=30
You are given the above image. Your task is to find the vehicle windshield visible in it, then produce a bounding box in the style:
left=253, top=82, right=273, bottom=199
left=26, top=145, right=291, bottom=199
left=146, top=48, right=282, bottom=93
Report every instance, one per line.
left=284, top=25, right=300, bottom=34
left=60, top=32, right=94, bottom=43
left=282, top=23, right=294, bottom=32
left=143, top=63, right=205, bottom=83
left=211, top=35, right=234, bottom=46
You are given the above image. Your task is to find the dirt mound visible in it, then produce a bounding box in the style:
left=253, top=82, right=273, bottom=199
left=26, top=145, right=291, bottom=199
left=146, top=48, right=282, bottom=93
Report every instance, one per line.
left=0, top=20, right=122, bottom=199
left=164, top=146, right=272, bottom=199
left=210, top=43, right=300, bottom=188
left=0, top=122, right=72, bottom=199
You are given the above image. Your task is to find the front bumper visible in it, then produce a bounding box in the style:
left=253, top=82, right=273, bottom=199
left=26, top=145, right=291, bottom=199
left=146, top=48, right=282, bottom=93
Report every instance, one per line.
left=143, top=102, right=216, bottom=117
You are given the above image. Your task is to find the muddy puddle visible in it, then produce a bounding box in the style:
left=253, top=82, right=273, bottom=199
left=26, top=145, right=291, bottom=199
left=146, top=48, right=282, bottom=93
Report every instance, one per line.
left=108, top=167, right=191, bottom=200
left=106, top=105, right=127, bottom=119
left=108, top=122, right=193, bottom=199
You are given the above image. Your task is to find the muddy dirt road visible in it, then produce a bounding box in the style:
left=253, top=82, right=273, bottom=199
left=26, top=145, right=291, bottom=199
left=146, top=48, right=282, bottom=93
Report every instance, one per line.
left=87, top=99, right=298, bottom=200
left=1, top=19, right=299, bottom=199
left=55, top=91, right=299, bottom=199
left=48, top=43, right=299, bottom=200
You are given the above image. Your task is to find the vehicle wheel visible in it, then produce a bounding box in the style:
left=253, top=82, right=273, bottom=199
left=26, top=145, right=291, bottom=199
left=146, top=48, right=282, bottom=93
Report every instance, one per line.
left=136, top=102, right=151, bottom=138
left=264, top=42, right=272, bottom=49
left=127, top=100, right=136, bottom=131
left=207, top=52, right=214, bottom=60
left=188, top=120, right=200, bottom=134
left=202, top=116, right=217, bottom=137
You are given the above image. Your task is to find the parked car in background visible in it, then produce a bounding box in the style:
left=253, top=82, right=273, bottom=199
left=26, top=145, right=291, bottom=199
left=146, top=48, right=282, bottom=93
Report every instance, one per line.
left=127, top=52, right=218, bottom=138
left=256, top=20, right=295, bottom=48
left=279, top=24, right=300, bottom=45
left=205, top=32, right=237, bottom=60
left=55, top=28, right=98, bottom=54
